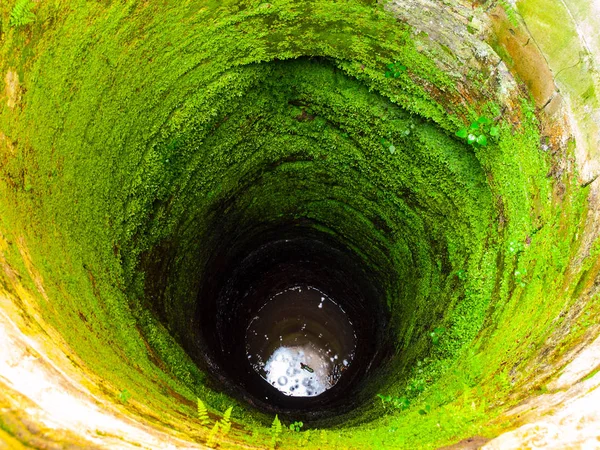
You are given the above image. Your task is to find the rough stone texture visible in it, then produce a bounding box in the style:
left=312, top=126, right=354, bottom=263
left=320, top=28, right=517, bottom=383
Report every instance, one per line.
left=0, top=233, right=207, bottom=449
left=386, top=0, right=517, bottom=112
left=488, top=7, right=558, bottom=109
left=483, top=374, right=600, bottom=449
left=548, top=335, right=600, bottom=391
left=481, top=2, right=600, bottom=447
left=0, top=298, right=205, bottom=450
left=0, top=1, right=599, bottom=449
left=519, top=0, right=600, bottom=185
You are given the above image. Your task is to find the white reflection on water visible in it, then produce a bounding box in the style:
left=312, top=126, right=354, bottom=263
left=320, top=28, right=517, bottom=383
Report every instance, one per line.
left=263, top=346, right=329, bottom=396
left=245, top=286, right=356, bottom=398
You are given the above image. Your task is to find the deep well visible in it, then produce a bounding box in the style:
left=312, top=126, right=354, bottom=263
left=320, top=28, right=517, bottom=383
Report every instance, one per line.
left=1, top=1, right=599, bottom=449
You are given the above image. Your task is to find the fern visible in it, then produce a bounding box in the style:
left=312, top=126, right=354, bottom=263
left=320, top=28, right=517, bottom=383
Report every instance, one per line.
left=498, top=0, right=519, bottom=27
left=9, top=0, right=36, bottom=28
left=269, top=414, right=282, bottom=450
left=320, top=429, right=328, bottom=445
left=219, top=406, right=233, bottom=436
left=206, top=422, right=219, bottom=448
left=197, top=398, right=210, bottom=426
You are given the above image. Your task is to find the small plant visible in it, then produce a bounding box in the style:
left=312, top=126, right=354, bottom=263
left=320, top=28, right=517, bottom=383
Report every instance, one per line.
left=456, top=116, right=499, bottom=147
left=380, top=137, right=396, bottom=155
left=456, top=269, right=467, bottom=281
left=377, top=394, right=410, bottom=411
left=206, top=422, right=219, bottom=448
left=406, top=377, right=426, bottom=396
left=418, top=404, right=431, bottom=416
left=118, top=389, right=131, bottom=404
left=270, top=414, right=282, bottom=450
left=219, top=406, right=233, bottom=437
left=9, top=0, right=36, bottom=28
left=429, top=327, right=445, bottom=345
left=197, top=398, right=210, bottom=426
left=377, top=393, right=390, bottom=406
left=385, top=61, right=407, bottom=78
left=289, top=421, right=303, bottom=432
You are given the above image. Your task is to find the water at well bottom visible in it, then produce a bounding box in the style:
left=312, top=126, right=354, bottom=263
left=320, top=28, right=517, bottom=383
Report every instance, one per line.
left=245, top=285, right=356, bottom=397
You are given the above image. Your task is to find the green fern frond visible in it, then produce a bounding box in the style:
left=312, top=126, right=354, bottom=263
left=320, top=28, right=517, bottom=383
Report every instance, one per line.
left=9, top=0, right=36, bottom=28
left=219, top=406, right=233, bottom=436
left=206, top=422, right=219, bottom=448
left=270, top=415, right=282, bottom=450
left=197, top=398, right=210, bottom=426
left=498, top=0, right=519, bottom=27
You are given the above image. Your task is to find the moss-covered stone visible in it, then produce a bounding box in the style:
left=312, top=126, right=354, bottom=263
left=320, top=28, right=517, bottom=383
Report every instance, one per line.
left=0, top=0, right=598, bottom=449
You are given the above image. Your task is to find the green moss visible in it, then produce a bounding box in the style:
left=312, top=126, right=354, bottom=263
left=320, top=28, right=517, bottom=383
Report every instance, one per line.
left=0, top=0, right=594, bottom=449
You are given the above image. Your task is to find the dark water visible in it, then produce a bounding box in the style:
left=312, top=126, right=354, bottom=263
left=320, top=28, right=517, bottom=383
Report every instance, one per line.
left=245, top=285, right=356, bottom=397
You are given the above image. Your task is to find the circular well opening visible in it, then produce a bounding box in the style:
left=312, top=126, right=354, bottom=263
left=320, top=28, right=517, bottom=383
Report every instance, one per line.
left=195, top=223, right=389, bottom=418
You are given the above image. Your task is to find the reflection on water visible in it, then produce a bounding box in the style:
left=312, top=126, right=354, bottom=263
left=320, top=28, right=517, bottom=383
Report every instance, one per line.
left=245, top=286, right=356, bottom=397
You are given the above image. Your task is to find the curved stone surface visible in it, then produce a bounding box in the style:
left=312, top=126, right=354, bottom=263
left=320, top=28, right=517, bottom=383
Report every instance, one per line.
left=0, top=0, right=599, bottom=448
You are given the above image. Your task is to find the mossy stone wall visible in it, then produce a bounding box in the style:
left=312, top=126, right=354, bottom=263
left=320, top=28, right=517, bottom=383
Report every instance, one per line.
left=0, top=1, right=598, bottom=449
